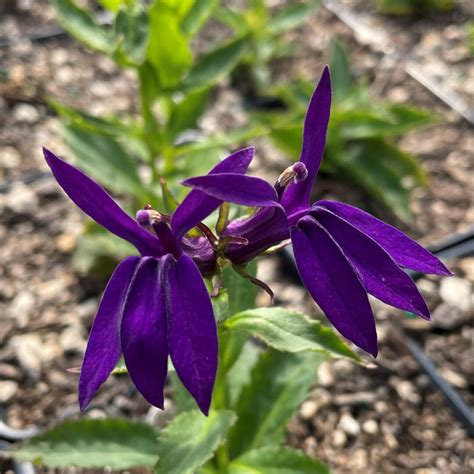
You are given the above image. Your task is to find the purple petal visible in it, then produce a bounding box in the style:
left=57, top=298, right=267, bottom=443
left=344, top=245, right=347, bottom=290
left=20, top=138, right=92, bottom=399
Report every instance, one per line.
left=314, top=207, right=430, bottom=319
left=281, top=67, right=331, bottom=214
left=121, top=257, right=168, bottom=408
left=43, top=148, right=163, bottom=257
left=164, top=254, right=218, bottom=415
left=79, top=256, right=139, bottom=411
left=317, top=200, right=452, bottom=275
left=182, top=173, right=279, bottom=207
left=171, top=147, right=254, bottom=240
left=291, top=216, right=377, bottom=356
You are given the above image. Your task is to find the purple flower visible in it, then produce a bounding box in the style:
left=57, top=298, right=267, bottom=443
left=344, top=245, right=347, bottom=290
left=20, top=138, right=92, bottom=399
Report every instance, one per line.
left=43, top=146, right=254, bottom=414
left=183, top=67, right=451, bottom=357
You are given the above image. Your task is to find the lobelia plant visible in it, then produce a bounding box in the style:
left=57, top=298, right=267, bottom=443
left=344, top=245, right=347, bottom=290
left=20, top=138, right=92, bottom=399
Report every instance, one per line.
left=14, top=69, right=450, bottom=472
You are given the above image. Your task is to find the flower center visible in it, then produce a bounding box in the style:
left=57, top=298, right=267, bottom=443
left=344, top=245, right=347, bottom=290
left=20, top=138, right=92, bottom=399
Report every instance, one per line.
left=274, top=162, right=308, bottom=199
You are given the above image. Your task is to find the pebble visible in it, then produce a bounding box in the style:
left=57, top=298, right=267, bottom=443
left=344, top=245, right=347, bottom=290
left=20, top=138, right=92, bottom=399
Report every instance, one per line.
left=0, top=146, right=21, bottom=169
left=59, top=325, right=85, bottom=353
left=0, top=181, right=39, bottom=215
left=0, top=380, right=19, bottom=403
left=87, top=409, right=107, bottom=419
left=431, top=303, right=470, bottom=330
left=439, top=277, right=472, bottom=312
left=8, top=291, right=35, bottom=327
left=362, top=419, right=379, bottom=435
left=338, top=412, right=360, bottom=436
left=351, top=449, right=369, bottom=470
left=317, top=361, right=335, bottom=387
left=145, top=399, right=175, bottom=427
left=12, top=103, right=40, bottom=123
left=332, top=429, right=347, bottom=448
left=458, top=258, right=474, bottom=282
left=439, top=367, right=468, bottom=389
left=416, top=278, right=437, bottom=299
left=299, top=400, right=318, bottom=420
left=393, top=379, right=421, bottom=405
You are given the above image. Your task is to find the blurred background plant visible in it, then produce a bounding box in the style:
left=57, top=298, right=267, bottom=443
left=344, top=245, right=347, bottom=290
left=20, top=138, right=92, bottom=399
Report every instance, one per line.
left=376, top=0, right=456, bottom=15
left=252, top=39, right=434, bottom=221
left=212, top=0, right=319, bottom=96
left=51, top=0, right=435, bottom=272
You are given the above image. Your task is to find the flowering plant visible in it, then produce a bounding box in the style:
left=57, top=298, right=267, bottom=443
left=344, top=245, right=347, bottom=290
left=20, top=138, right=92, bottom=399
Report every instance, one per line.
left=14, top=68, right=449, bottom=472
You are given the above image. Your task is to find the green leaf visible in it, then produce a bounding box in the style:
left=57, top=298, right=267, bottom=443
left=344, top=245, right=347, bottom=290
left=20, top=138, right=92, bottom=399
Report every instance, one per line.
left=50, top=100, right=137, bottom=137
left=229, top=446, right=330, bottom=474
left=228, top=350, right=323, bottom=458
left=226, top=342, right=260, bottom=407
left=181, top=0, right=218, bottom=37
left=63, top=124, right=146, bottom=201
left=168, top=88, right=210, bottom=139
left=269, top=2, right=318, bottom=34
left=223, top=260, right=258, bottom=316
left=147, top=2, right=192, bottom=89
left=52, top=0, right=113, bottom=54
left=214, top=6, right=248, bottom=34
left=155, top=410, right=237, bottom=474
left=115, top=5, right=149, bottom=65
left=329, top=39, right=352, bottom=102
left=182, top=36, right=249, bottom=90
left=14, top=419, right=159, bottom=469
left=98, top=0, right=125, bottom=12
left=224, top=307, right=359, bottom=360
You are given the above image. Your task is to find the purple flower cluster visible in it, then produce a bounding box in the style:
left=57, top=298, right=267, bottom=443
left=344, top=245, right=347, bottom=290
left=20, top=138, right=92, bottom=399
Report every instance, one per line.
left=44, top=67, right=449, bottom=414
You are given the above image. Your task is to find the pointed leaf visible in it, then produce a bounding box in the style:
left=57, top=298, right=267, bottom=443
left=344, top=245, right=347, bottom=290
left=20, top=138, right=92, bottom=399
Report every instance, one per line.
left=269, top=2, right=318, bottom=34
left=181, top=0, right=218, bottom=37
left=224, top=307, right=359, bottom=360
left=52, top=0, right=113, bottom=54
left=155, top=410, right=237, bottom=474
left=229, top=446, right=329, bottom=474
left=329, top=39, right=352, bottom=102
left=228, top=350, right=323, bottom=457
left=14, top=419, right=159, bottom=469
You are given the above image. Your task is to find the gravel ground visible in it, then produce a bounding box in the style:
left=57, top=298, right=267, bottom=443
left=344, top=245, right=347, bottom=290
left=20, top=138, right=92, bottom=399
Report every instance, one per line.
left=0, top=1, right=473, bottom=473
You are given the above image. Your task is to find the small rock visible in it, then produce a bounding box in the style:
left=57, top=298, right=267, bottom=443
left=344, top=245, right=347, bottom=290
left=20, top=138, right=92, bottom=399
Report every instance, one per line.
left=458, top=258, right=474, bottom=282
left=0, top=380, right=19, bottom=403
left=59, top=325, right=85, bottom=353
left=8, top=291, right=35, bottom=327
left=362, top=419, right=379, bottom=434
left=416, top=279, right=437, bottom=299
left=339, top=413, right=360, bottom=436
left=0, top=181, right=39, bottom=215
left=0, top=363, right=21, bottom=380
left=332, top=359, right=353, bottom=376
left=0, top=146, right=21, bottom=169
left=351, top=449, right=368, bottom=470
left=145, top=399, right=175, bottom=427
left=393, top=379, right=421, bottom=404
left=432, top=302, right=470, bottom=330
left=317, top=361, right=335, bottom=387
left=439, top=367, right=468, bottom=389
left=12, top=103, right=40, bottom=123
left=87, top=409, right=107, bottom=419
left=299, top=400, right=318, bottom=420
left=56, top=233, right=77, bottom=253
left=439, top=277, right=472, bottom=312
left=332, top=429, right=347, bottom=448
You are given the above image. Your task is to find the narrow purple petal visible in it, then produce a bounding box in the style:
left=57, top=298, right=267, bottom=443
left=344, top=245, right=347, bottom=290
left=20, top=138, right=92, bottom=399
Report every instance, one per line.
left=121, top=257, right=168, bottom=408
left=164, top=254, right=218, bottom=415
left=171, top=147, right=254, bottom=240
left=182, top=173, right=279, bottom=207
left=291, top=216, right=377, bottom=356
left=281, top=67, right=331, bottom=214
left=314, top=207, right=430, bottom=319
left=43, top=148, right=163, bottom=257
left=317, top=200, right=452, bottom=275
left=79, top=256, right=139, bottom=411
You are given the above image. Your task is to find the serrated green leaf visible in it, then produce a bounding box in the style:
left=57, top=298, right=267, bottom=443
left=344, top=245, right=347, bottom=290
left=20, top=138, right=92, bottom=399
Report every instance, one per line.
left=14, top=419, right=159, bottom=469
left=63, top=124, right=146, bottom=201
left=155, top=410, right=237, bottom=474
left=329, top=39, right=352, bottom=102
left=229, top=446, right=330, bottom=474
left=147, top=2, right=192, bottom=89
left=181, top=0, right=218, bottom=37
left=224, top=307, right=359, bottom=360
left=228, top=350, right=323, bottom=457
left=182, top=36, right=249, bottom=90
left=52, top=0, right=113, bottom=54
left=269, top=2, right=318, bottom=34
